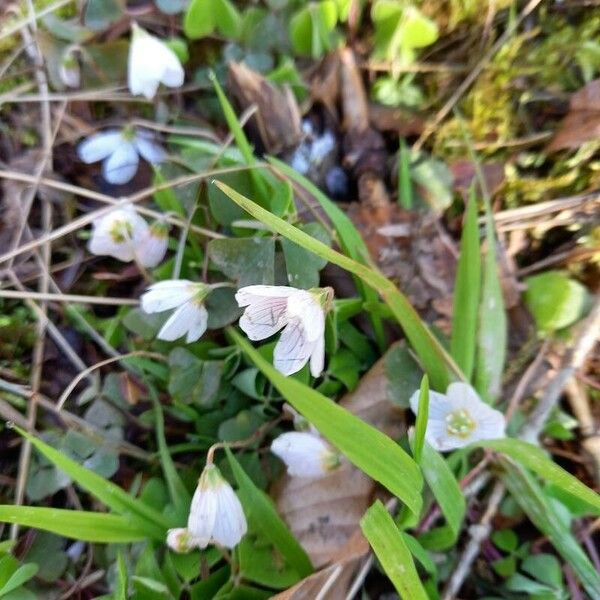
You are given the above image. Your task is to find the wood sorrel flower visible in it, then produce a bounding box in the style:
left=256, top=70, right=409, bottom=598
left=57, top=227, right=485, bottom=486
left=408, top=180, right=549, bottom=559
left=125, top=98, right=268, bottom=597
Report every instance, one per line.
left=235, top=285, right=333, bottom=377
left=187, top=464, right=247, bottom=549
left=166, top=528, right=201, bottom=553
left=128, top=23, right=184, bottom=99
left=271, top=431, right=341, bottom=478
left=140, top=280, right=210, bottom=343
left=410, top=382, right=506, bottom=452
left=88, top=204, right=168, bottom=267
left=77, top=127, right=165, bottom=185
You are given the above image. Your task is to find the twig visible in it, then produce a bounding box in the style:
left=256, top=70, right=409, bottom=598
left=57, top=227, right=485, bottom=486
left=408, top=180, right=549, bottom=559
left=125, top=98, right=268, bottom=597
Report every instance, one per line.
left=520, top=298, right=600, bottom=443
left=442, top=481, right=506, bottom=600
left=0, top=0, right=73, bottom=42
left=0, top=289, right=139, bottom=305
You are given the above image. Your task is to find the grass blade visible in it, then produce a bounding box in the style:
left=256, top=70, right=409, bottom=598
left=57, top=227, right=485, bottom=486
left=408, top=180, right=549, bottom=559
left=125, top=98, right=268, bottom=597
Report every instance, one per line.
left=12, top=426, right=170, bottom=539
left=475, top=198, right=506, bottom=402
left=210, top=72, right=269, bottom=202
left=450, top=190, right=481, bottom=380
left=215, top=179, right=460, bottom=391
left=0, top=506, right=148, bottom=543
left=267, top=156, right=386, bottom=352
left=502, top=460, right=600, bottom=598
left=412, top=375, right=429, bottom=464
left=225, top=447, right=313, bottom=578
left=360, top=501, right=428, bottom=600
left=398, top=140, right=413, bottom=210
left=418, top=443, right=466, bottom=550
left=229, top=328, right=423, bottom=516
left=476, top=438, right=600, bottom=513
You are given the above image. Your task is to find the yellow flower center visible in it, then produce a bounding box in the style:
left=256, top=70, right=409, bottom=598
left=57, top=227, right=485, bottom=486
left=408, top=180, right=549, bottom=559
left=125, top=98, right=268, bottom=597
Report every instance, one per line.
left=109, top=220, right=133, bottom=244
left=445, top=409, right=476, bottom=438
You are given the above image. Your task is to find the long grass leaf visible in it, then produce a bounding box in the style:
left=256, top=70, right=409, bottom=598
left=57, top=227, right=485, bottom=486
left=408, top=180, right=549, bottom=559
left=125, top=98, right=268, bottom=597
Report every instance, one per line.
left=215, top=180, right=460, bottom=391
left=225, top=447, right=313, bottom=578
left=0, top=506, right=148, bottom=543
left=474, top=198, right=506, bottom=402
left=477, top=438, right=600, bottom=513
left=360, top=501, right=428, bottom=600
left=12, top=426, right=170, bottom=538
left=267, top=156, right=386, bottom=352
left=229, top=328, right=423, bottom=516
left=412, top=375, right=429, bottom=464
left=418, top=443, right=465, bottom=550
left=502, top=460, right=600, bottom=598
left=450, top=190, right=481, bottom=380
left=210, top=72, right=269, bottom=202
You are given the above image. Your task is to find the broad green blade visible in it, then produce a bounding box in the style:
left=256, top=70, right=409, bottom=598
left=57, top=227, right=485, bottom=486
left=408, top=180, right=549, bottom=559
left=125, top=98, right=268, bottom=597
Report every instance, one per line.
left=0, top=506, right=148, bottom=543
left=418, top=442, right=465, bottom=550
left=502, top=461, right=600, bottom=598
left=412, top=375, right=429, bottom=464
left=230, top=329, right=423, bottom=516
left=475, top=199, right=506, bottom=402
left=225, top=447, right=313, bottom=578
left=216, top=180, right=461, bottom=391
left=476, top=438, right=600, bottom=514
left=361, top=501, right=428, bottom=600
left=450, top=191, right=481, bottom=380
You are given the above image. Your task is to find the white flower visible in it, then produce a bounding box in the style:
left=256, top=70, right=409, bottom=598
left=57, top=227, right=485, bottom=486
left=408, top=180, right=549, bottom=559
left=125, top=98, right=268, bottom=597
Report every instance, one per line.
left=137, top=221, right=169, bottom=268
left=166, top=528, right=201, bottom=553
left=187, top=464, right=247, bottom=549
left=128, top=23, right=184, bottom=99
left=409, top=382, right=506, bottom=452
left=235, top=285, right=333, bottom=377
left=88, top=204, right=168, bottom=267
left=141, top=279, right=209, bottom=343
left=88, top=204, right=148, bottom=262
left=271, top=431, right=340, bottom=478
left=78, top=127, right=165, bottom=185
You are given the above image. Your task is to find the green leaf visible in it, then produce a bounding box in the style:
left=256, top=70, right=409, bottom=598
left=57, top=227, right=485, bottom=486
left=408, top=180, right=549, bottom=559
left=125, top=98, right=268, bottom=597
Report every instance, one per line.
left=492, top=529, right=518, bottom=552
left=360, top=501, right=428, bottom=600
left=476, top=438, right=600, bottom=514
left=184, top=0, right=215, bottom=39
left=281, top=222, right=331, bottom=288
left=401, top=7, right=438, bottom=49
left=397, top=140, right=413, bottom=209
left=475, top=199, right=506, bottom=402
left=153, top=168, right=185, bottom=216
left=385, top=344, right=423, bottom=408
left=229, top=329, right=423, bottom=516
left=116, top=552, right=128, bottom=600
left=208, top=237, right=275, bottom=287
left=501, top=461, right=600, bottom=598
left=289, top=1, right=338, bottom=58
left=168, top=348, right=223, bottom=408
left=11, top=426, right=169, bottom=539
left=83, top=0, right=121, bottom=31
left=225, top=447, right=313, bottom=578
left=418, top=443, right=466, bottom=550
left=214, top=0, right=242, bottom=38
left=0, top=563, right=38, bottom=597
left=267, top=156, right=386, bottom=352
left=450, top=192, right=481, bottom=381
left=215, top=179, right=460, bottom=391
left=524, top=271, right=588, bottom=333
left=412, top=375, right=429, bottom=464
left=0, top=506, right=148, bottom=543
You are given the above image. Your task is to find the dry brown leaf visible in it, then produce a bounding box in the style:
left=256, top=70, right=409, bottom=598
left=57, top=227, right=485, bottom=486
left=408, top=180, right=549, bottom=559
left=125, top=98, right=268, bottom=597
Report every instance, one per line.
left=273, top=353, right=405, bottom=570
left=227, top=61, right=303, bottom=154
left=547, top=79, right=600, bottom=151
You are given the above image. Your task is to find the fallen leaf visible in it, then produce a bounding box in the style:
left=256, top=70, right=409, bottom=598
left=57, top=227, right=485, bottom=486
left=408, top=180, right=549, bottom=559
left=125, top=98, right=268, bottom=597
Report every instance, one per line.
left=547, top=79, right=600, bottom=151
left=273, top=352, right=405, bottom=569
left=450, top=159, right=505, bottom=200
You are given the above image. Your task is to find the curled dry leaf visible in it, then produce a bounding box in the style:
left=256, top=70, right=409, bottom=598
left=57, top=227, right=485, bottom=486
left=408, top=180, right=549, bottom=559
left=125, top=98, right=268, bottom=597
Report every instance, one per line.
left=272, top=350, right=405, bottom=598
